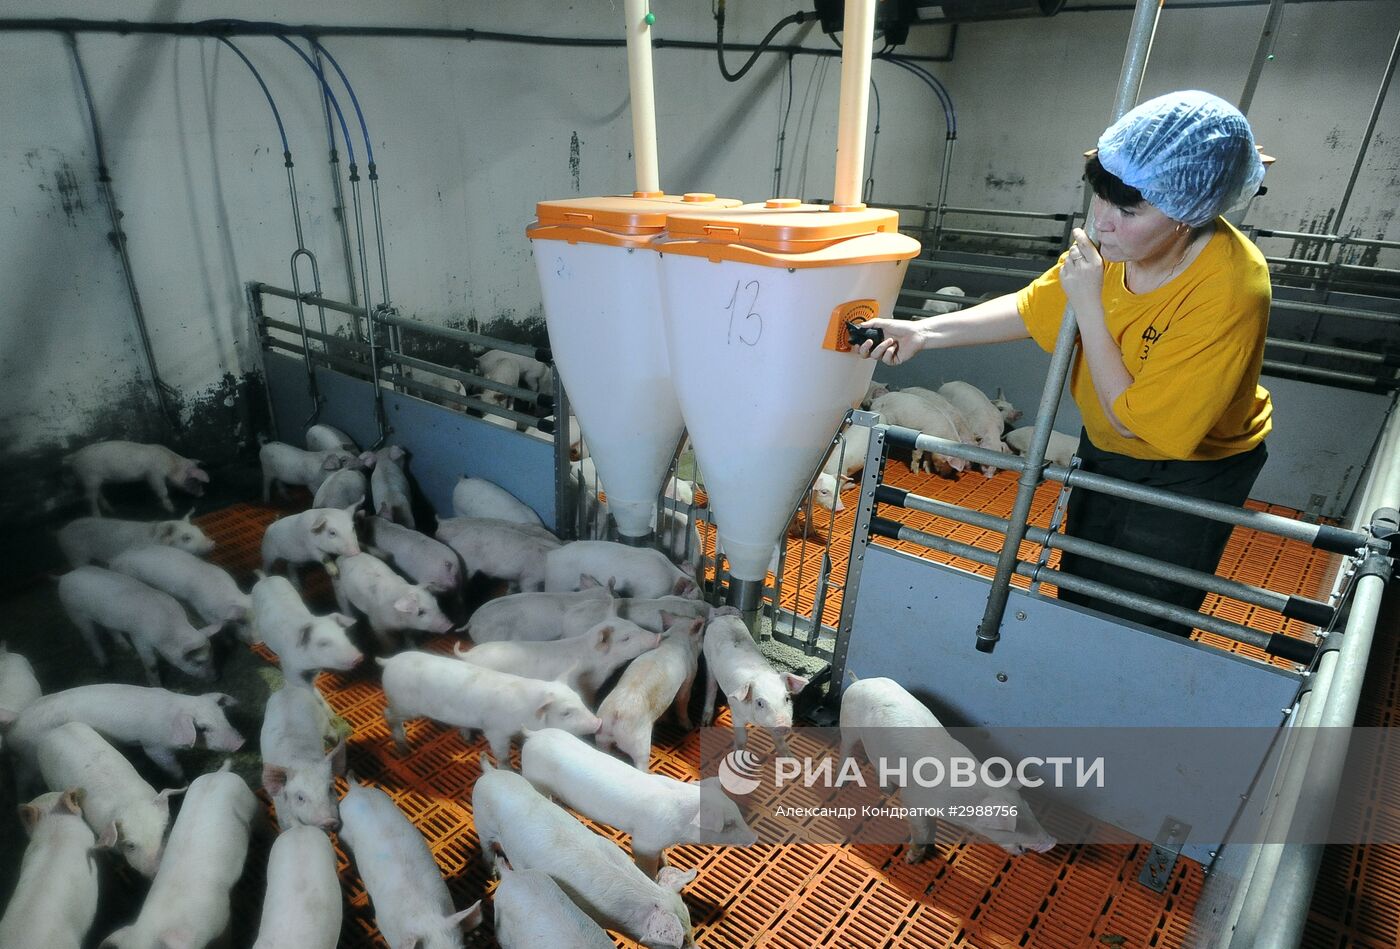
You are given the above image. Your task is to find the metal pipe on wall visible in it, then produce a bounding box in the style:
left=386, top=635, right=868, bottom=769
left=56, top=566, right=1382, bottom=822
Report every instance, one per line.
left=1237, top=0, right=1286, bottom=116
left=1327, top=25, right=1400, bottom=266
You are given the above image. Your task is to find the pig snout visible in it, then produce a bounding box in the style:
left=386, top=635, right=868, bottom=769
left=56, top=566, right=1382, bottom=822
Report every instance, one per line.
left=321, top=817, right=343, bottom=832
left=588, top=715, right=604, bottom=734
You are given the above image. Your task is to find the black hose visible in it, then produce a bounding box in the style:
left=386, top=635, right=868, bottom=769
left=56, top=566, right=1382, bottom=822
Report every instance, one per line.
left=716, top=6, right=809, bottom=82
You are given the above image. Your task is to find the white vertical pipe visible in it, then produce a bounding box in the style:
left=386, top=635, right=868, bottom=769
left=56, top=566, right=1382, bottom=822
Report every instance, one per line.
left=832, top=0, right=877, bottom=209
left=623, top=0, right=661, bottom=195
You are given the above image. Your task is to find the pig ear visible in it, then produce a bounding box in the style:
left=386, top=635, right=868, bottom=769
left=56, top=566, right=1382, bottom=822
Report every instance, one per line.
left=389, top=446, right=406, bottom=462
left=214, top=693, right=238, bottom=708
left=359, top=451, right=378, bottom=468
left=197, top=623, right=221, bottom=640
left=97, top=820, right=120, bottom=848
left=322, top=456, right=344, bottom=471
left=17, top=803, right=42, bottom=836
left=157, top=929, right=197, bottom=949
left=688, top=800, right=726, bottom=834
left=188, top=467, right=210, bottom=484
left=156, top=522, right=177, bottom=541
left=656, top=866, right=698, bottom=891
left=0, top=707, right=17, bottom=731
left=262, top=764, right=288, bottom=796
left=579, top=573, right=600, bottom=589
left=671, top=576, right=693, bottom=595
left=392, top=596, right=416, bottom=615
left=737, top=682, right=754, bottom=704
left=326, top=737, right=348, bottom=777
left=445, top=901, right=484, bottom=932
left=333, top=613, right=357, bottom=629
left=784, top=674, right=809, bottom=696
left=534, top=698, right=555, bottom=721
left=594, top=624, right=614, bottom=650
left=298, top=623, right=314, bottom=648
left=659, top=610, right=677, bottom=629
left=170, top=714, right=198, bottom=747
left=60, top=788, right=85, bottom=816
left=345, top=498, right=364, bottom=516
left=310, top=515, right=328, bottom=534
left=687, top=617, right=704, bottom=637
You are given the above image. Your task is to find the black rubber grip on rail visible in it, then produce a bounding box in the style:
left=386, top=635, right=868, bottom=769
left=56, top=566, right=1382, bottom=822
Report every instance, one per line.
left=1383, top=352, right=1400, bottom=369
left=869, top=516, right=905, bottom=541
left=535, top=347, right=552, bottom=364
left=874, top=484, right=909, bottom=508
left=1314, top=524, right=1367, bottom=555
left=537, top=418, right=556, bottom=435
left=1283, top=595, right=1336, bottom=628
left=535, top=393, right=555, bottom=412
left=883, top=425, right=923, bottom=452
left=1266, top=634, right=1319, bottom=666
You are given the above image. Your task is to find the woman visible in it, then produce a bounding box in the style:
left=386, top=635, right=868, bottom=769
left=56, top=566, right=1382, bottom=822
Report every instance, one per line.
left=860, top=90, right=1271, bottom=637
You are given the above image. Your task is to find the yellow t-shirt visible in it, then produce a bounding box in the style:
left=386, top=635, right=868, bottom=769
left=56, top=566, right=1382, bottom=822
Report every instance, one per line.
left=1016, top=218, right=1273, bottom=461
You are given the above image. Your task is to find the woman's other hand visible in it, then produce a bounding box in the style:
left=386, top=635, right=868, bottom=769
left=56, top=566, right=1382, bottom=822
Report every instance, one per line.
left=1060, top=227, right=1105, bottom=312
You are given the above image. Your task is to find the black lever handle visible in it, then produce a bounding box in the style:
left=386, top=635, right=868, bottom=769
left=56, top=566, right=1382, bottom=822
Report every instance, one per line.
left=846, top=322, right=885, bottom=348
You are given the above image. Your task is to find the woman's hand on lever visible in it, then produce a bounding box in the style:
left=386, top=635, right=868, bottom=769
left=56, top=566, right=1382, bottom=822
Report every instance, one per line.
left=857, top=319, right=925, bottom=366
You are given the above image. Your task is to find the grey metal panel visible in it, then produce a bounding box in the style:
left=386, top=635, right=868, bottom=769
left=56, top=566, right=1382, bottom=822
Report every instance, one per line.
left=845, top=544, right=1302, bottom=864
left=263, top=353, right=557, bottom=528
left=846, top=543, right=1300, bottom=728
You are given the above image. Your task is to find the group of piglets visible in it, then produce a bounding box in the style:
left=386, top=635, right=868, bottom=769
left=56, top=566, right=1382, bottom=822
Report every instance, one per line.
left=6, top=414, right=1057, bottom=949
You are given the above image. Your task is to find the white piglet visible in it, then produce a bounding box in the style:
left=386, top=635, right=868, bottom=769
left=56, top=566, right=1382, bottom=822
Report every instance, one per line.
left=870, top=391, right=970, bottom=476
left=260, top=440, right=370, bottom=500
left=305, top=423, right=358, bottom=453
left=0, top=644, right=42, bottom=746
left=251, top=825, right=342, bottom=949
left=522, top=727, right=756, bottom=878
left=98, top=764, right=257, bottom=949
left=7, top=685, right=242, bottom=781
left=702, top=607, right=808, bottom=754
left=436, top=517, right=559, bottom=592
left=35, top=722, right=176, bottom=877
left=57, top=567, right=220, bottom=684
left=339, top=778, right=483, bottom=949
left=333, top=553, right=456, bottom=651
left=595, top=616, right=705, bottom=769
left=379, top=650, right=600, bottom=765
left=1005, top=427, right=1080, bottom=467
left=473, top=759, right=697, bottom=949
left=451, top=477, right=543, bottom=528
left=108, top=545, right=251, bottom=632
left=939, top=380, right=1012, bottom=473
left=66, top=440, right=209, bottom=517
left=368, top=445, right=415, bottom=527
left=260, top=506, right=362, bottom=587
left=365, top=516, right=461, bottom=595
left=492, top=864, right=615, bottom=949
left=249, top=573, right=363, bottom=682
left=312, top=468, right=369, bottom=509
left=545, top=541, right=699, bottom=599
left=454, top=617, right=660, bottom=702
left=839, top=677, right=1057, bottom=860
left=464, top=580, right=614, bottom=644
left=0, top=789, right=99, bottom=949
left=261, top=684, right=346, bottom=832
left=57, top=514, right=215, bottom=568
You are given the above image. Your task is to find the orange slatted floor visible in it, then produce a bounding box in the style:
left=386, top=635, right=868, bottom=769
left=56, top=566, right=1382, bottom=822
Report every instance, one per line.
left=197, top=478, right=1358, bottom=948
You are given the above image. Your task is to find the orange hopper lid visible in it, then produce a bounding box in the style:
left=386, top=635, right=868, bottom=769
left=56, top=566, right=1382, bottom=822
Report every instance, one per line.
left=528, top=192, right=742, bottom=248
left=659, top=200, right=921, bottom=268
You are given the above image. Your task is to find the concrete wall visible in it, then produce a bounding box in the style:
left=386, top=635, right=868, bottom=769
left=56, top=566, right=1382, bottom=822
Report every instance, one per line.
left=1, top=0, right=1396, bottom=521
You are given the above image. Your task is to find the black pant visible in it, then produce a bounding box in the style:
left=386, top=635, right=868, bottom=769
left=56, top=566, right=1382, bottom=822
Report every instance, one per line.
left=1057, top=432, right=1269, bottom=637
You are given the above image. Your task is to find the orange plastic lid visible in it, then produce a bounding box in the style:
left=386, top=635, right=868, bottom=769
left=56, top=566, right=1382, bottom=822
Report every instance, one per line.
left=659, top=200, right=921, bottom=268
left=528, top=193, right=742, bottom=247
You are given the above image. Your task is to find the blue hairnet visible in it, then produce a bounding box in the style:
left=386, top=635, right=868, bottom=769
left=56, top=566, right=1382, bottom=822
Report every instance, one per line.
left=1096, top=90, right=1266, bottom=227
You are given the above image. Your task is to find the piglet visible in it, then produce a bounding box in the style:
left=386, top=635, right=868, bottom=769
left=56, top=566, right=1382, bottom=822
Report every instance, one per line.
left=478, top=348, right=552, bottom=392
left=0, top=643, right=42, bottom=748
left=545, top=541, right=699, bottom=599
left=99, top=763, right=257, bottom=949
left=474, top=758, right=696, bottom=948
left=870, top=391, right=970, bottom=476
left=364, top=445, right=414, bottom=527
left=522, top=727, right=756, bottom=878
left=940, top=380, right=1012, bottom=474
left=595, top=615, right=705, bottom=769
left=260, top=505, right=362, bottom=588
left=378, top=651, right=600, bottom=765
left=1005, top=427, right=1080, bottom=467
left=57, top=513, right=215, bottom=568
left=365, top=516, right=461, bottom=595
left=57, top=567, right=220, bottom=684
left=251, top=825, right=343, bottom=949
left=249, top=573, right=363, bottom=683
left=333, top=553, right=455, bottom=652
left=702, top=607, right=808, bottom=754
left=108, top=545, right=251, bottom=632
left=561, top=594, right=711, bottom=639
left=66, top=440, right=208, bottom=517
left=451, top=476, right=543, bottom=528
left=0, top=789, right=99, bottom=949
left=261, top=684, right=345, bottom=832
left=339, top=778, right=483, bottom=949
left=305, top=423, right=358, bottom=453
left=7, top=685, right=242, bottom=781
left=36, top=721, right=176, bottom=877
left=839, top=677, right=1057, bottom=860
left=822, top=423, right=872, bottom=481
left=260, top=440, right=370, bottom=500
left=465, top=579, right=613, bottom=644
left=454, top=617, right=660, bottom=702
left=436, top=517, right=559, bottom=592
left=312, top=468, right=369, bottom=510
left=493, top=863, right=615, bottom=949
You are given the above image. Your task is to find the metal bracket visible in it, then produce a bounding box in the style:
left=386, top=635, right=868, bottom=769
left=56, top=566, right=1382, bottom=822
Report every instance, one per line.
left=1139, top=817, right=1191, bottom=892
